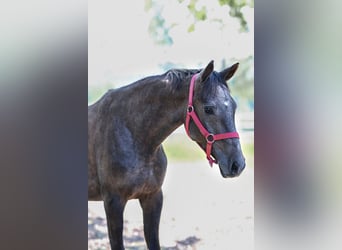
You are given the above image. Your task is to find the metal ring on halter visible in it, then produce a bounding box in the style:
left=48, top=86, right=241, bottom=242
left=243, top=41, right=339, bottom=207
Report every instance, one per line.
left=187, top=105, right=194, bottom=113
left=206, top=134, right=215, bottom=143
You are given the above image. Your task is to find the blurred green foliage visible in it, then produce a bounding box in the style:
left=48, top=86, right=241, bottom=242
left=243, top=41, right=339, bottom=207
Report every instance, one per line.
left=163, top=133, right=254, bottom=168
left=145, top=0, right=254, bottom=45
left=163, top=133, right=254, bottom=167
left=226, top=56, right=254, bottom=111
left=163, top=134, right=204, bottom=161
left=147, top=10, right=174, bottom=45
left=88, top=82, right=114, bottom=105
left=218, top=0, right=254, bottom=31
left=142, top=0, right=254, bottom=111
left=187, top=0, right=207, bottom=21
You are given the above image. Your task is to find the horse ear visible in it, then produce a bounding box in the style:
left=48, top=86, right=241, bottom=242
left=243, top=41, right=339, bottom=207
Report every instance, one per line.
left=198, top=60, right=214, bottom=83
left=219, top=62, right=239, bottom=82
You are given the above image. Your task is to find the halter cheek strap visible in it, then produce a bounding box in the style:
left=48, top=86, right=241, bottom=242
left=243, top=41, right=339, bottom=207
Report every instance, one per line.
left=185, top=74, right=239, bottom=167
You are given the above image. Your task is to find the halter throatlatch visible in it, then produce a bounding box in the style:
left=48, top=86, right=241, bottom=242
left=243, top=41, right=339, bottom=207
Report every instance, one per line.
left=185, top=73, right=240, bottom=167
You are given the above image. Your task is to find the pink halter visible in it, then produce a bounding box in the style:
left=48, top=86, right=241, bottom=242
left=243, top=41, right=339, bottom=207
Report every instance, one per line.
left=185, top=73, right=240, bottom=167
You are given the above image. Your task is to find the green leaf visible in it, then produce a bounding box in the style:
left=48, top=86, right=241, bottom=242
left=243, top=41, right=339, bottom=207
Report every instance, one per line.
left=195, top=7, right=207, bottom=21
left=188, top=23, right=195, bottom=32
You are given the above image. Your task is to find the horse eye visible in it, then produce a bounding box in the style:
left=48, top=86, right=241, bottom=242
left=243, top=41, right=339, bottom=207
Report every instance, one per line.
left=204, top=106, right=214, bottom=115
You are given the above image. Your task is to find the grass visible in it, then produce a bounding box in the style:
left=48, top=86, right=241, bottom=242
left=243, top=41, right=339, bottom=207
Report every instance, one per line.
left=242, top=142, right=254, bottom=168
left=163, top=133, right=254, bottom=167
left=162, top=134, right=204, bottom=162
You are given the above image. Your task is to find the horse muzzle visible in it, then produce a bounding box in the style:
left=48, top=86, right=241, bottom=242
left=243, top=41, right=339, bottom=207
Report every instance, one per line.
left=219, top=158, right=246, bottom=178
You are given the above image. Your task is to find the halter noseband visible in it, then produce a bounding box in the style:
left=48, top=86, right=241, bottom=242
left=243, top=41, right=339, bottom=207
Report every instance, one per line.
left=185, top=73, right=240, bottom=167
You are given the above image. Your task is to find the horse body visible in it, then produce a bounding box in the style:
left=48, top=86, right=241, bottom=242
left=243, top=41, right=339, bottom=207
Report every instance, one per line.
left=88, top=61, right=245, bottom=250
left=88, top=76, right=187, bottom=198
left=88, top=75, right=190, bottom=249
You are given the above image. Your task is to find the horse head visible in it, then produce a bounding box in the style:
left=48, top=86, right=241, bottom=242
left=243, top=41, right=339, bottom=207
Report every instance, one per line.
left=186, top=61, right=245, bottom=178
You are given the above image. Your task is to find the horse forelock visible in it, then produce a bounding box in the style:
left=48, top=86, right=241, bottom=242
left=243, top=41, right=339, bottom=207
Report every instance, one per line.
left=201, top=72, right=230, bottom=102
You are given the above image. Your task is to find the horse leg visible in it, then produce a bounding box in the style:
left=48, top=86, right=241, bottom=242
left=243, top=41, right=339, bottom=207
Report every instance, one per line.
left=139, top=190, right=163, bottom=250
left=103, top=194, right=127, bottom=250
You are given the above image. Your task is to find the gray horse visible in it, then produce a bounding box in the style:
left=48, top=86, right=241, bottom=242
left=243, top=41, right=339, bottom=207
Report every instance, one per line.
left=88, top=61, right=245, bottom=250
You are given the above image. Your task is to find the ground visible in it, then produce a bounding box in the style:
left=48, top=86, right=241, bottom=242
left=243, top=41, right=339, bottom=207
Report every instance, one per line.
left=88, top=161, right=254, bottom=250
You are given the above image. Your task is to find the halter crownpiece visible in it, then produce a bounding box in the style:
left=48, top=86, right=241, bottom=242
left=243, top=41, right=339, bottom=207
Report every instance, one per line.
left=184, top=73, right=240, bottom=167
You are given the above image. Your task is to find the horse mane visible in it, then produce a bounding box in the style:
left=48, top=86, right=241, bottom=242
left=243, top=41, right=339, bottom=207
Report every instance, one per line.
left=130, top=67, right=230, bottom=103
left=161, top=68, right=229, bottom=101
left=163, top=68, right=200, bottom=91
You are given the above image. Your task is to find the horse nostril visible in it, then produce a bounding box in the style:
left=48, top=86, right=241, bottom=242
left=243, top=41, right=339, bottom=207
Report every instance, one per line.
left=231, top=162, right=239, bottom=174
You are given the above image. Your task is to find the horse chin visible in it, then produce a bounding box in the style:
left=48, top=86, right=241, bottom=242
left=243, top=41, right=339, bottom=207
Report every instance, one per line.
left=218, top=162, right=239, bottom=178
left=218, top=163, right=230, bottom=178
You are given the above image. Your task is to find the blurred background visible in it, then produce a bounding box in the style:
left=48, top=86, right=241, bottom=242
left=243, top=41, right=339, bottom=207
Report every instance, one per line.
left=89, top=0, right=254, bottom=249
left=88, top=0, right=254, bottom=166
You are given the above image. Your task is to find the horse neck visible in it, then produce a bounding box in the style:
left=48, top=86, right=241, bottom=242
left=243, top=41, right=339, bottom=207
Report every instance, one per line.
left=122, top=77, right=190, bottom=152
